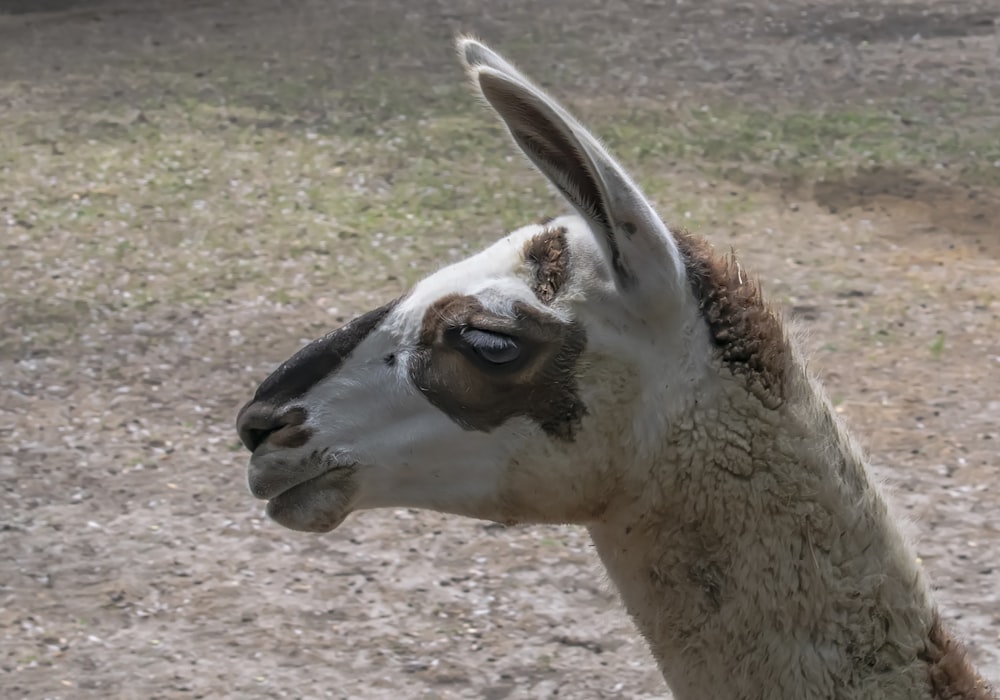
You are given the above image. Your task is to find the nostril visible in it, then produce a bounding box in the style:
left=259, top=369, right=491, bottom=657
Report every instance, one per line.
left=237, top=415, right=276, bottom=452
left=236, top=405, right=307, bottom=452
left=244, top=426, right=274, bottom=452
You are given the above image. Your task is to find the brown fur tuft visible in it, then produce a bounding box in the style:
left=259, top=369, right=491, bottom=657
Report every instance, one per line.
left=672, top=229, right=788, bottom=409
left=522, top=226, right=570, bottom=304
left=919, top=614, right=996, bottom=699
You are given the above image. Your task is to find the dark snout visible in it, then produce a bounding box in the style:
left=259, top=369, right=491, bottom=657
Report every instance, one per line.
left=234, top=298, right=400, bottom=452
left=236, top=404, right=309, bottom=452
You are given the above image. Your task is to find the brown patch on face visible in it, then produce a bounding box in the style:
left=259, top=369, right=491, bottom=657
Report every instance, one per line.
left=919, top=613, right=996, bottom=699
left=522, top=226, right=569, bottom=304
left=672, top=230, right=787, bottom=409
left=410, top=294, right=587, bottom=441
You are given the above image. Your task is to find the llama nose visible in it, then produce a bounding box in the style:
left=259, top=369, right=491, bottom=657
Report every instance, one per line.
left=236, top=404, right=306, bottom=452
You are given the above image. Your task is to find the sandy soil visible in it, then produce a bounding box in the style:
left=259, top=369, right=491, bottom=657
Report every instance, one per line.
left=1, top=1, right=998, bottom=698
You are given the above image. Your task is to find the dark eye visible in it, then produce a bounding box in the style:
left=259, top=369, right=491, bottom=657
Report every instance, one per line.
left=460, top=328, right=521, bottom=365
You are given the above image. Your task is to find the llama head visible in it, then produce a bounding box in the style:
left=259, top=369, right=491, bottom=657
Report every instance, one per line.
left=236, top=38, right=777, bottom=533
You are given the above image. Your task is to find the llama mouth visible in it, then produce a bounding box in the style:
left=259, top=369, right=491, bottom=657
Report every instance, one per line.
left=247, top=453, right=356, bottom=501
left=260, top=464, right=359, bottom=533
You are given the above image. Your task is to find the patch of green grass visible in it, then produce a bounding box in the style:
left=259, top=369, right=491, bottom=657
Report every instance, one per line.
left=600, top=101, right=1000, bottom=186
left=929, top=332, right=946, bottom=359
left=1, top=77, right=565, bottom=325
left=535, top=654, right=553, bottom=669
left=3, top=54, right=997, bottom=343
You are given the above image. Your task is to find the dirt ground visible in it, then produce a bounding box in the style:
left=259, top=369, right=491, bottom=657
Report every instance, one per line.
left=1, top=1, right=998, bottom=698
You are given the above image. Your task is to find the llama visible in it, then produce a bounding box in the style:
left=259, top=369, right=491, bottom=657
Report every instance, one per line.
left=235, top=38, right=995, bottom=699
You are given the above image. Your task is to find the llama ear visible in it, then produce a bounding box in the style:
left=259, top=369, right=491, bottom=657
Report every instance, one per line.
left=457, top=37, right=687, bottom=306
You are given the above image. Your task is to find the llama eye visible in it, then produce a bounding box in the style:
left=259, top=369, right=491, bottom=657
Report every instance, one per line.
left=459, top=328, right=521, bottom=365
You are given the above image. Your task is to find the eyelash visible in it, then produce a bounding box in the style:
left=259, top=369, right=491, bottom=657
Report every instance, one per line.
left=458, top=327, right=521, bottom=365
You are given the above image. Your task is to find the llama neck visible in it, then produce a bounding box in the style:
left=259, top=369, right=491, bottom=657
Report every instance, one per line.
left=587, top=379, right=941, bottom=700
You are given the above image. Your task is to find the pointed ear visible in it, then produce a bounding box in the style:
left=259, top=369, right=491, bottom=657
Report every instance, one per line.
left=457, top=37, right=687, bottom=306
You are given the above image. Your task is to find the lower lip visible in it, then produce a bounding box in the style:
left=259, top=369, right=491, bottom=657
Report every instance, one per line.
left=263, top=462, right=357, bottom=500
left=263, top=465, right=358, bottom=533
